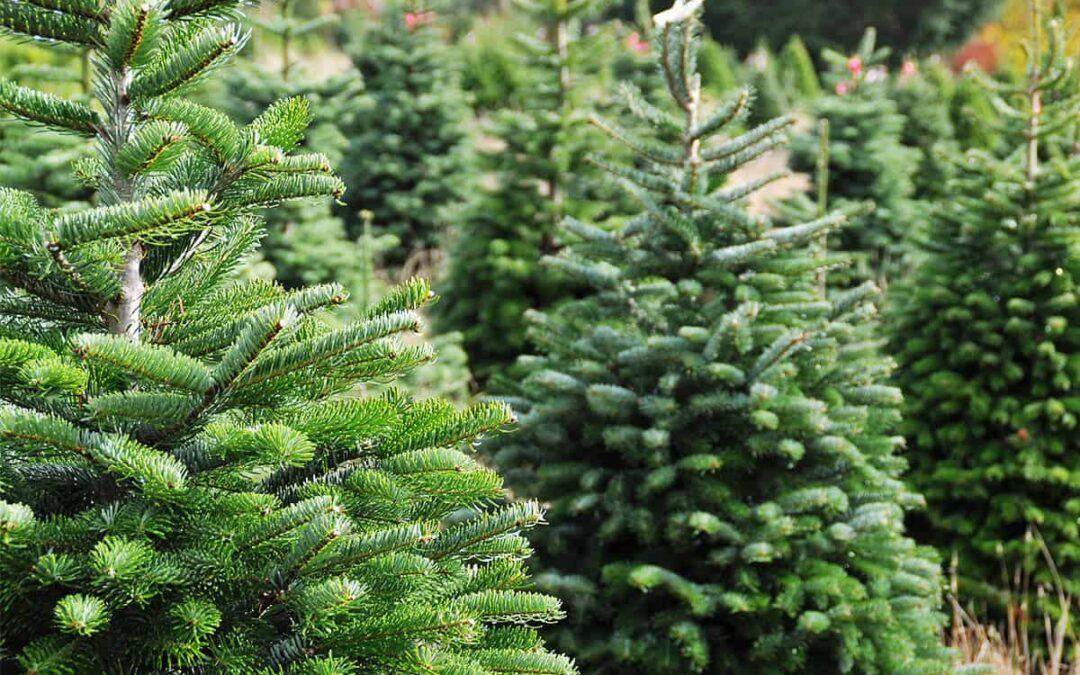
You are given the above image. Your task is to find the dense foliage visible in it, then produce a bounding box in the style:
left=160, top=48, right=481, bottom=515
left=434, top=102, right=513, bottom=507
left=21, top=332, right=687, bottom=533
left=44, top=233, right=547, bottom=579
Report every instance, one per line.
left=439, top=0, right=618, bottom=382
left=889, top=16, right=1080, bottom=610
left=788, top=30, right=921, bottom=286
left=335, top=5, right=473, bottom=268
left=218, top=0, right=360, bottom=289
left=0, top=60, right=93, bottom=208
left=489, top=3, right=949, bottom=672
left=617, top=0, right=1003, bottom=58
left=0, top=0, right=572, bottom=671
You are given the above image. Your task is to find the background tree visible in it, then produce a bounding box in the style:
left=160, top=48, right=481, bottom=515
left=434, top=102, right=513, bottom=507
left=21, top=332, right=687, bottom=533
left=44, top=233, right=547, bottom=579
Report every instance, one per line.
left=439, top=0, right=623, bottom=384
left=489, top=2, right=949, bottom=671
left=889, top=11, right=1080, bottom=619
left=217, top=0, right=361, bottom=289
left=787, top=29, right=921, bottom=287
left=0, top=48, right=94, bottom=209
left=0, top=0, right=572, bottom=671
left=889, top=58, right=957, bottom=201
left=334, top=3, right=473, bottom=270
left=614, top=0, right=1004, bottom=59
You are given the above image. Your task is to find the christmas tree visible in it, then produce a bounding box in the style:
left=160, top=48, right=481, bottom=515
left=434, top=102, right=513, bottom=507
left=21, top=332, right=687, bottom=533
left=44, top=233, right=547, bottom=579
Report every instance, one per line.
left=889, top=9, right=1080, bottom=615
left=219, top=0, right=360, bottom=289
left=788, top=29, right=921, bottom=287
left=0, top=0, right=573, bottom=671
left=335, top=4, right=473, bottom=269
left=778, top=35, right=821, bottom=102
left=439, top=0, right=620, bottom=383
left=0, top=49, right=94, bottom=209
left=889, top=58, right=957, bottom=201
left=489, top=2, right=949, bottom=672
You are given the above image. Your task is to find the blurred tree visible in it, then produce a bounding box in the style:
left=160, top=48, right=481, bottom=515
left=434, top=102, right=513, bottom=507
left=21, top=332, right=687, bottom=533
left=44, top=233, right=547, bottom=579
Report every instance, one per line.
left=438, top=0, right=625, bottom=384
left=334, top=3, right=474, bottom=270
left=489, top=3, right=950, bottom=672
left=220, top=0, right=362, bottom=289
left=889, top=59, right=957, bottom=200
left=614, top=0, right=1003, bottom=59
left=889, top=10, right=1080, bottom=625
left=786, top=30, right=921, bottom=287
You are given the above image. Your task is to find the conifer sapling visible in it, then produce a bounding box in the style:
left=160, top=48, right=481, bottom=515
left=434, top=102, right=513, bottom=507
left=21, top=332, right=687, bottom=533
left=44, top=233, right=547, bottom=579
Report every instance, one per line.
left=490, top=2, right=949, bottom=672
left=890, top=10, right=1080, bottom=616
left=0, top=0, right=573, bottom=672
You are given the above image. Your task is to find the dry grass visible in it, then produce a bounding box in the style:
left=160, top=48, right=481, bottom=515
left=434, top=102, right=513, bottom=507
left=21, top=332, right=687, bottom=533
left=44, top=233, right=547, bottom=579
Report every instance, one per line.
left=950, top=530, right=1080, bottom=674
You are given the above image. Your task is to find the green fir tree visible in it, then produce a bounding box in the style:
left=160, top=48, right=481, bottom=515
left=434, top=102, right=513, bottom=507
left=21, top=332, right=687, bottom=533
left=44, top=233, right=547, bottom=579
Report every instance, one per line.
left=489, top=2, right=949, bottom=672
left=334, top=4, right=473, bottom=268
left=439, top=0, right=621, bottom=383
left=0, top=50, right=94, bottom=209
left=0, top=0, right=573, bottom=671
left=889, top=59, right=957, bottom=201
left=696, top=35, right=741, bottom=97
left=778, top=35, right=820, bottom=102
left=889, top=12, right=1080, bottom=616
left=218, top=0, right=360, bottom=289
left=788, top=29, right=921, bottom=287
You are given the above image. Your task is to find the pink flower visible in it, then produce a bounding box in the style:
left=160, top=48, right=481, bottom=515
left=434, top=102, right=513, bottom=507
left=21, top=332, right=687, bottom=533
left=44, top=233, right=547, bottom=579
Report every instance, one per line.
left=901, top=59, right=918, bottom=78
left=847, top=56, right=863, bottom=78
left=404, top=10, right=435, bottom=30
left=835, top=81, right=851, bottom=96
left=627, top=31, right=649, bottom=54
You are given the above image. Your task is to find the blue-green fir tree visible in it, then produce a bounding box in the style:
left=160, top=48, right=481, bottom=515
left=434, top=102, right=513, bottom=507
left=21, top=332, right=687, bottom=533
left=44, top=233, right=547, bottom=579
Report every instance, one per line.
left=889, top=59, right=957, bottom=201
left=439, top=0, right=621, bottom=383
left=489, top=2, right=949, bottom=672
left=889, top=13, right=1080, bottom=616
left=0, top=51, right=95, bottom=209
left=334, top=3, right=473, bottom=268
left=0, top=0, right=574, bottom=671
left=788, top=30, right=921, bottom=287
left=218, top=0, right=360, bottom=288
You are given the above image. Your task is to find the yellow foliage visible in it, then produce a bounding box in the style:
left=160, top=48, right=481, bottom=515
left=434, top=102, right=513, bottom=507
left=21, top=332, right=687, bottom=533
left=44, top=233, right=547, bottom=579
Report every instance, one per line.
left=979, top=0, right=1080, bottom=71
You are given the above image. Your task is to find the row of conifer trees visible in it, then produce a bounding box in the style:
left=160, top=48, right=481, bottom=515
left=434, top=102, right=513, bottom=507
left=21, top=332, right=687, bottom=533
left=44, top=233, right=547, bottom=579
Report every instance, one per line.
left=1, top=0, right=1078, bottom=672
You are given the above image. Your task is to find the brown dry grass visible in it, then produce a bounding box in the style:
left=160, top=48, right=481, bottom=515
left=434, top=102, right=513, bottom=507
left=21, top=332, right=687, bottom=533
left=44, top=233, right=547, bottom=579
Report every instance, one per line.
left=950, top=530, right=1080, bottom=674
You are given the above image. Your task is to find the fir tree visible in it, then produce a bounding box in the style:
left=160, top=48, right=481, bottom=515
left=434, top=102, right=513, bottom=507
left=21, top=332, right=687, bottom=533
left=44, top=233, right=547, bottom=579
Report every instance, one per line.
left=218, top=0, right=360, bottom=289
left=745, top=43, right=790, bottom=127
left=490, top=2, right=949, bottom=672
left=788, top=29, right=921, bottom=287
left=0, top=1, right=573, bottom=672
left=889, top=11, right=1080, bottom=615
left=950, top=70, right=1003, bottom=153
left=889, top=59, right=957, bottom=201
left=695, top=35, right=740, bottom=97
left=778, top=35, right=820, bottom=102
left=335, top=4, right=473, bottom=268
left=0, top=50, right=94, bottom=208
left=439, top=0, right=619, bottom=383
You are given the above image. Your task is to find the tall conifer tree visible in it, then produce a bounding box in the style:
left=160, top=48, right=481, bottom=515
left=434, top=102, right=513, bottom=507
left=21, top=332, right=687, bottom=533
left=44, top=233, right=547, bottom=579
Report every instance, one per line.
left=490, top=2, right=949, bottom=672
left=0, top=0, right=573, bottom=671
left=335, top=3, right=473, bottom=269
left=439, top=0, right=616, bottom=383
left=220, top=0, right=359, bottom=288
left=788, top=30, right=921, bottom=287
left=890, top=9, right=1080, bottom=613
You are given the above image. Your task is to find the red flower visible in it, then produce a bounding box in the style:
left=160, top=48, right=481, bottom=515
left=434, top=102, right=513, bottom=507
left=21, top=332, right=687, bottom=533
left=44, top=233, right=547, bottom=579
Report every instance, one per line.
left=404, top=10, right=435, bottom=30
left=627, top=31, right=649, bottom=54
left=835, top=81, right=851, bottom=96
left=1017, top=428, right=1030, bottom=443
left=847, top=56, right=863, bottom=78
left=901, top=59, right=918, bottom=78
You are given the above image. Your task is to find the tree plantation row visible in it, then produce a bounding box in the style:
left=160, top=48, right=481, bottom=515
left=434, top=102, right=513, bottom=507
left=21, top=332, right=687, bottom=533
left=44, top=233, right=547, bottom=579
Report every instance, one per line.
left=0, top=0, right=1076, bottom=673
